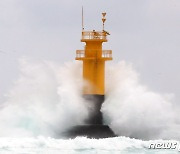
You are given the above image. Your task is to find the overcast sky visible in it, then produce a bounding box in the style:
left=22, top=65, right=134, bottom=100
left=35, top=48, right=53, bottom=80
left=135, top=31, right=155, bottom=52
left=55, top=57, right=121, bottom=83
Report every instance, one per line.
left=0, top=0, right=180, bottom=103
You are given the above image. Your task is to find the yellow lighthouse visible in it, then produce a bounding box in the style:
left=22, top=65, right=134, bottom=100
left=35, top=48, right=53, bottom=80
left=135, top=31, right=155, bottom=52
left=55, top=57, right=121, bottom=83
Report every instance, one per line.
left=75, top=12, right=112, bottom=124
left=63, top=11, right=115, bottom=138
left=76, top=12, right=112, bottom=95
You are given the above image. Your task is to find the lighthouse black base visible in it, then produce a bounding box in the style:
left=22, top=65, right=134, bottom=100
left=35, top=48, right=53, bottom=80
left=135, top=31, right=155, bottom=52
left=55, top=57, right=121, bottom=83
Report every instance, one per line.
left=60, top=95, right=116, bottom=138
left=63, top=125, right=116, bottom=138
left=83, top=94, right=104, bottom=125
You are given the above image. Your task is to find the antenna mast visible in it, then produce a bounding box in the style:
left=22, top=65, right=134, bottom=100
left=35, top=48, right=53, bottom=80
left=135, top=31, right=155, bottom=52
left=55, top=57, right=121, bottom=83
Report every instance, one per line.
left=102, top=12, right=106, bottom=30
left=82, top=6, right=84, bottom=31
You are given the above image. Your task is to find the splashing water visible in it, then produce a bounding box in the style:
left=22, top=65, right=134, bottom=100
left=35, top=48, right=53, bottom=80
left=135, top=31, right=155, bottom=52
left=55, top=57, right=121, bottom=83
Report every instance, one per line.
left=0, top=58, right=89, bottom=137
left=0, top=59, right=180, bottom=140
left=0, top=136, right=180, bottom=154
left=102, top=61, right=180, bottom=140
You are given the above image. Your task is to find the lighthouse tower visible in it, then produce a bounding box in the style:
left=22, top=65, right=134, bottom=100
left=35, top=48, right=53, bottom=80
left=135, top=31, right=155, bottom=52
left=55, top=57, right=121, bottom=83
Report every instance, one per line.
left=76, top=12, right=112, bottom=124
left=62, top=12, right=115, bottom=138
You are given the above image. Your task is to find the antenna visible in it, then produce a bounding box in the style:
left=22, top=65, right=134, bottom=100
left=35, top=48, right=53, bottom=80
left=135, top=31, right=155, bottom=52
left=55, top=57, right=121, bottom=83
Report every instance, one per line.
left=102, top=12, right=106, bottom=31
left=82, top=6, right=84, bottom=31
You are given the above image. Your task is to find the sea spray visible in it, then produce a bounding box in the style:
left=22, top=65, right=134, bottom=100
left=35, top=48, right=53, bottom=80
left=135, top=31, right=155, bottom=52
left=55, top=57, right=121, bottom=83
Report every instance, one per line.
left=0, top=58, right=89, bottom=137
left=102, top=61, right=180, bottom=140
left=0, top=136, right=179, bottom=154
left=1, top=58, right=180, bottom=139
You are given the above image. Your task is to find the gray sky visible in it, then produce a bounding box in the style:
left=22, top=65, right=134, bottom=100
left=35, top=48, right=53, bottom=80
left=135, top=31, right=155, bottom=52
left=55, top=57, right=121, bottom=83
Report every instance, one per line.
left=0, top=0, right=180, bottom=103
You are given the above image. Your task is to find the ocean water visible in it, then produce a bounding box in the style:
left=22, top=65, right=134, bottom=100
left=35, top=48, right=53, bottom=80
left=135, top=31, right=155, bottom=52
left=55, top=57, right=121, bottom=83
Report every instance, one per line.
left=0, top=136, right=179, bottom=154
left=0, top=60, right=180, bottom=154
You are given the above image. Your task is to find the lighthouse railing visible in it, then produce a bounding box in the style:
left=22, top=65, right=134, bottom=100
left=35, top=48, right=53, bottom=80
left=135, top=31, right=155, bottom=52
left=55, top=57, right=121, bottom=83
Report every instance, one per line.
left=102, top=50, right=112, bottom=58
left=76, top=50, right=84, bottom=58
left=76, top=50, right=112, bottom=59
left=82, top=31, right=107, bottom=40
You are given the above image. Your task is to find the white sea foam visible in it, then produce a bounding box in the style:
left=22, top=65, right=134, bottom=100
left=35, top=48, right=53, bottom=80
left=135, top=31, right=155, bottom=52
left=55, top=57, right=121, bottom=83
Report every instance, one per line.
left=0, top=58, right=89, bottom=137
left=0, top=59, right=180, bottom=141
left=0, top=136, right=179, bottom=154
left=102, top=61, right=180, bottom=140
